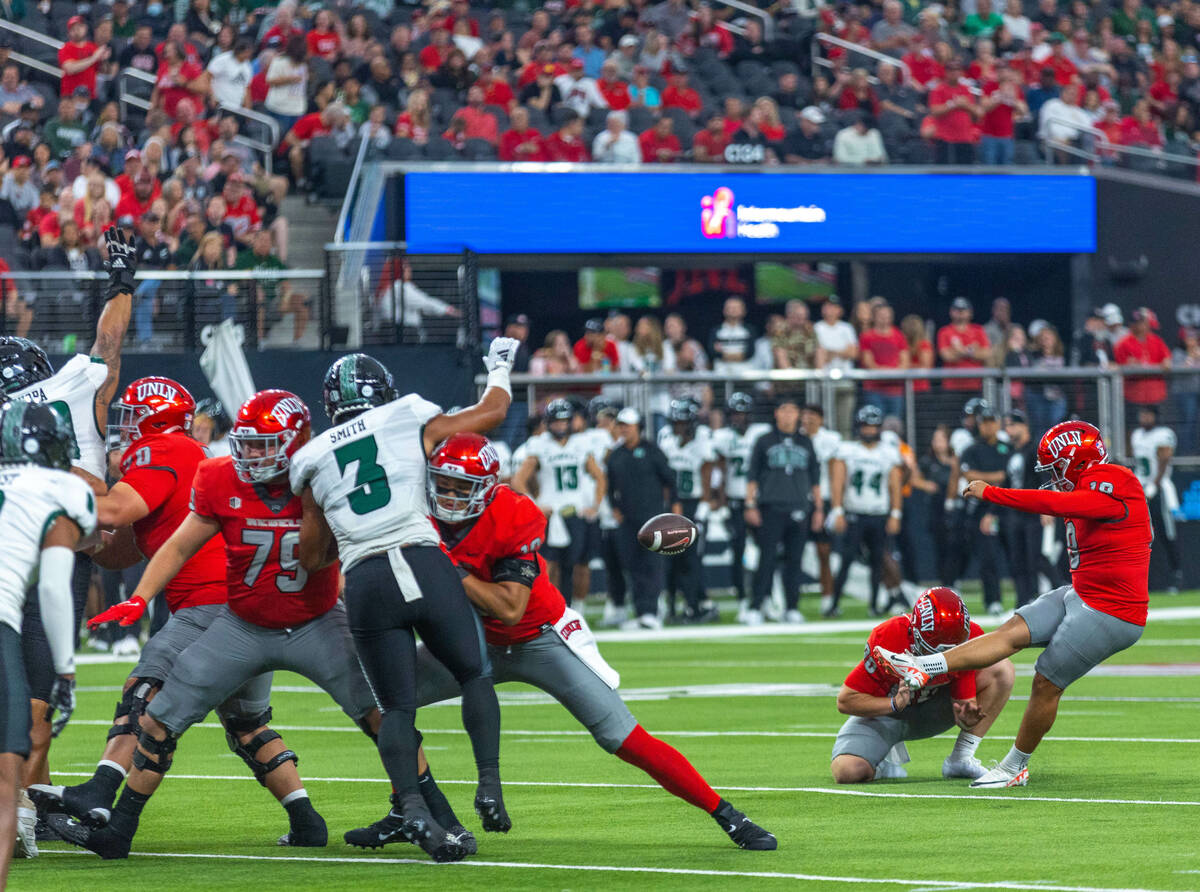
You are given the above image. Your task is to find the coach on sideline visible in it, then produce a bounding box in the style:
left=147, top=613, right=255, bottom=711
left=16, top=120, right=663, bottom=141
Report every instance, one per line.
left=607, top=408, right=678, bottom=630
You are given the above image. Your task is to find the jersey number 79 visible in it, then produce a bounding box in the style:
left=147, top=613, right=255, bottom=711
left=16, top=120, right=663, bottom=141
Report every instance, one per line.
left=241, top=529, right=307, bottom=592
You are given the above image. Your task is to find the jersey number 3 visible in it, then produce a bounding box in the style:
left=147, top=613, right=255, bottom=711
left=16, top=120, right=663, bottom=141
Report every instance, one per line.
left=334, top=435, right=392, bottom=515
left=241, top=529, right=307, bottom=592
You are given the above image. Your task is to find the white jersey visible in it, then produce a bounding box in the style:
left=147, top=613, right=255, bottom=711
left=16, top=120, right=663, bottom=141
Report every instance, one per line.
left=950, top=426, right=974, bottom=458
left=0, top=464, right=97, bottom=636
left=206, top=436, right=231, bottom=459
left=710, top=423, right=770, bottom=500
left=809, top=426, right=843, bottom=501
left=10, top=354, right=108, bottom=479
left=1131, top=425, right=1176, bottom=487
left=290, top=394, right=441, bottom=572
left=523, top=431, right=595, bottom=513
left=658, top=422, right=711, bottom=449
left=836, top=439, right=901, bottom=516
left=491, top=440, right=513, bottom=480
left=661, top=429, right=716, bottom=501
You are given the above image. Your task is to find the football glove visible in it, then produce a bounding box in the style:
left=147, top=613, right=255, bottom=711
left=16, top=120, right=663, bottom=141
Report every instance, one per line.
left=87, top=595, right=147, bottom=629
left=103, top=226, right=137, bottom=301
left=483, top=336, right=521, bottom=373
left=46, top=675, right=76, bottom=738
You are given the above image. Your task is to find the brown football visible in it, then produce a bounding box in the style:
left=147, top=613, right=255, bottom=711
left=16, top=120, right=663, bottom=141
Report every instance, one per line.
left=637, top=513, right=698, bottom=556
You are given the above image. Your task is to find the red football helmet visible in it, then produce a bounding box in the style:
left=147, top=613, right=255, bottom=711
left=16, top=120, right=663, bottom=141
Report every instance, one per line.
left=427, top=433, right=501, bottom=523
left=228, top=389, right=311, bottom=483
left=1036, top=420, right=1108, bottom=491
left=909, top=587, right=971, bottom=656
left=109, top=376, right=195, bottom=449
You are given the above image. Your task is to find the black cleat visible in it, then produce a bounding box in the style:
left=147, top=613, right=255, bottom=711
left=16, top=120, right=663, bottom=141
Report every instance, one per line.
left=28, top=784, right=112, bottom=829
left=712, top=799, right=777, bottom=851
left=344, top=809, right=409, bottom=849
left=47, top=813, right=133, bottom=860
left=474, top=785, right=511, bottom=833
left=446, top=823, right=478, bottom=855
left=34, top=814, right=63, bottom=842
left=278, top=810, right=328, bottom=847
left=397, top=795, right=467, bottom=863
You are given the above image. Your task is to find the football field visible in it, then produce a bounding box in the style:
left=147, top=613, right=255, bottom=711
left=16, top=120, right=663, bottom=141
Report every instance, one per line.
left=14, top=594, right=1200, bottom=892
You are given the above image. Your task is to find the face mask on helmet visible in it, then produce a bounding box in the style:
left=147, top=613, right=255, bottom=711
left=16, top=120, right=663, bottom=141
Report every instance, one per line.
left=909, top=589, right=970, bottom=655
left=229, top=427, right=296, bottom=483
left=859, top=425, right=881, bottom=443
left=427, top=466, right=494, bottom=523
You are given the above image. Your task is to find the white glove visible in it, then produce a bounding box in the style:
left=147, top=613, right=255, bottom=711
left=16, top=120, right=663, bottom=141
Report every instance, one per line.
left=483, top=336, right=521, bottom=398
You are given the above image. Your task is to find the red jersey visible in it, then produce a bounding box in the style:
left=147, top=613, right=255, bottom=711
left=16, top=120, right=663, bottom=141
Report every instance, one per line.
left=190, top=457, right=340, bottom=628
left=860, top=327, right=908, bottom=395
left=662, top=85, right=702, bottom=115
left=928, top=83, right=976, bottom=143
left=59, top=41, right=99, bottom=97
left=223, top=194, right=261, bottom=235
left=845, top=614, right=984, bottom=702
left=480, top=79, right=514, bottom=109
left=115, top=192, right=155, bottom=223
left=597, top=78, right=631, bottom=110
left=937, top=322, right=990, bottom=390
left=981, top=463, right=1151, bottom=625
left=306, top=30, right=341, bottom=60
left=498, top=128, right=545, bottom=161
left=291, top=112, right=331, bottom=142
left=120, top=433, right=225, bottom=611
left=980, top=81, right=1023, bottom=138
left=639, top=129, right=681, bottom=163
left=441, top=486, right=564, bottom=646
left=543, top=132, right=590, bottom=162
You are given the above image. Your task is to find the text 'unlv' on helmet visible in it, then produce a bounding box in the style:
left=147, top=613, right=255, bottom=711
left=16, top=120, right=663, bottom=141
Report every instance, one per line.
left=1036, top=420, right=1108, bottom=491
left=0, top=336, right=54, bottom=395
left=108, top=376, right=195, bottom=449
left=229, top=390, right=311, bottom=483
left=909, top=586, right=971, bottom=656
left=0, top=401, right=76, bottom=471
left=427, top=433, right=501, bottom=523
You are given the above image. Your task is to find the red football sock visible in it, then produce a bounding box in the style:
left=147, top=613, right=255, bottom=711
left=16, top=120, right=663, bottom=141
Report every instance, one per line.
left=615, top=724, right=721, bottom=813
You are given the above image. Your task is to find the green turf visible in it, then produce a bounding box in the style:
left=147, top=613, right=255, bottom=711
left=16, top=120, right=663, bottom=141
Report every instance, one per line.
left=14, top=594, right=1200, bottom=891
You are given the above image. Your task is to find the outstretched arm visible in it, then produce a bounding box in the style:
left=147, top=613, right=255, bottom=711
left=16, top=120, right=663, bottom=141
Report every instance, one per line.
left=421, top=336, right=520, bottom=454
left=92, top=227, right=136, bottom=430
left=967, top=480, right=1127, bottom=521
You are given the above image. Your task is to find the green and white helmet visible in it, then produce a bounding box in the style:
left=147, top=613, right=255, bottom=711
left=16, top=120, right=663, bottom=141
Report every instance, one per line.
left=0, top=400, right=77, bottom=471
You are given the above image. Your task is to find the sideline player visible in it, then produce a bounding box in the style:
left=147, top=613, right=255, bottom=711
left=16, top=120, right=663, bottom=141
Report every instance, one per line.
left=291, top=340, right=519, bottom=860
left=827, top=406, right=903, bottom=617
left=49, top=392, right=449, bottom=859
left=30, top=378, right=314, bottom=844
left=874, top=421, right=1150, bottom=788
left=512, top=399, right=605, bottom=607
left=1130, top=405, right=1182, bottom=592
left=711, top=392, right=770, bottom=615
left=660, top=398, right=720, bottom=623
left=0, top=403, right=96, bottom=871
left=346, top=433, right=776, bottom=850
left=831, top=587, right=1013, bottom=783
left=1, top=226, right=133, bottom=790
left=801, top=404, right=841, bottom=611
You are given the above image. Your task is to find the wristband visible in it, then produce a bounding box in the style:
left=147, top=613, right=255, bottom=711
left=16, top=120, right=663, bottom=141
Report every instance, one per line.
left=944, top=498, right=961, bottom=512
left=889, top=509, right=902, bottom=520
left=889, top=695, right=898, bottom=714
left=105, top=269, right=136, bottom=301
left=830, top=506, right=844, bottom=517
left=485, top=366, right=512, bottom=399
left=745, top=501, right=757, bottom=509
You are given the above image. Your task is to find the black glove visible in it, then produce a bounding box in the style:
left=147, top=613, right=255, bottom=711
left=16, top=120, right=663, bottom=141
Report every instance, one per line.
left=46, top=674, right=76, bottom=738
left=103, top=226, right=137, bottom=301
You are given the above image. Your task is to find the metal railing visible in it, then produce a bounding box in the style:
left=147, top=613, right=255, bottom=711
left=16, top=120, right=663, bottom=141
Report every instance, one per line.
left=0, top=268, right=324, bottom=352
left=477, top=365, right=1200, bottom=464
left=1041, top=115, right=1200, bottom=177
left=813, top=33, right=912, bottom=85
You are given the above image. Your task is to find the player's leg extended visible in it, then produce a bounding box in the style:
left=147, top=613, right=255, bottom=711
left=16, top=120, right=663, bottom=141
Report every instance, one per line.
left=344, top=551, right=468, bottom=862
left=830, top=518, right=864, bottom=612
left=506, top=629, right=775, bottom=849
left=0, top=751, right=22, bottom=883
left=408, top=546, right=507, bottom=834
left=3, top=624, right=34, bottom=867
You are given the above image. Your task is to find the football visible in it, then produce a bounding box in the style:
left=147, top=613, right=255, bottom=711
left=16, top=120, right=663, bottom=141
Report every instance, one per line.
left=637, top=513, right=698, bottom=556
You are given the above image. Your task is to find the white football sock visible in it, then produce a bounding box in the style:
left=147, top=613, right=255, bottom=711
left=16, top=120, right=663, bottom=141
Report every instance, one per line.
left=914, top=653, right=949, bottom=675
left=951, top=731, right=982, bottom=760
left=280, top=788, right=309, bottom=807
left=999, top=745, right=1032, bottom=773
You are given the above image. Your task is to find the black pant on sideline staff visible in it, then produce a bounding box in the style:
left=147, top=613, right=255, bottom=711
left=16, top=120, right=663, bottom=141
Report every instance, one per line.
left=616, top=518, right=664, bottom=617
left=1147, top=491, right=1182, bottom=579
left=751, top=505, right=809, bottom=612
left=945, top=511, right=1003, bottom=608
left=601, top=527, right=626, bottom=608
left=1003, top=513, right=1043, bottom=607
left=665, top=498, right=704, bottom=616
left=727, top=499, right=749, bottom=600
left=831, top=513, right=888, bottom=613
left=344, top=545, right=500, bottom=798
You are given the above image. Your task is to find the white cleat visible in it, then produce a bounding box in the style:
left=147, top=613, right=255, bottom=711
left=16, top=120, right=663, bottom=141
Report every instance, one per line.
left=619, top=613, right=662, bottom=631
left=112, top=636, right=141, bottom=658
left=600, top=603, right=629, bottom=628
left=874, top=760, right=907, bottom=780
left=871, top=645, right=931, bottom=690
left=739, top=608, right=764, bottom=626
left=970, top=764, right=1029, bottom=788
left=783, top=609, right=805, bottom=624
left=16, top=791, right=38, bottom=858
left=942, top=755, right=988, bottom=780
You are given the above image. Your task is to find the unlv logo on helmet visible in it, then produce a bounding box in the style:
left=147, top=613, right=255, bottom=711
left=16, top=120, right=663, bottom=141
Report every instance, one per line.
left=135, top=380, right=179, bottom=403
left=270, top=396, right=307, bottom=426
left=1045, top=429, right=1082, bottom=458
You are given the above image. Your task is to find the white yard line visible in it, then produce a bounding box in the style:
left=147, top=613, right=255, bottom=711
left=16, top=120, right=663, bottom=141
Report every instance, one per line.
left=45, top=770, right=1200, bottom=807
left=39, top=849, right=1189, bottom=891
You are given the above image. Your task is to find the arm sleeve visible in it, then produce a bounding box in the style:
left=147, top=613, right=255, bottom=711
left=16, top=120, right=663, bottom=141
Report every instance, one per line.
left=62, top=476, right=98, bottom=537
left=747, top=435, right=767, bottom=484
left=38, top=546, right=78, bottom=674
left=981, top=484, right=1127, bottom=520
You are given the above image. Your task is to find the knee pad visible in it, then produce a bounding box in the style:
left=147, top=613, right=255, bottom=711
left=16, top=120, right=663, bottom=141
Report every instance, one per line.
left=131, top=726, right=177, bottom=774
left=226, top=728, right=298, bottom=787
left=222, top=707, right=273, bottom=738
left=109, top=678, right=163, bottom=741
